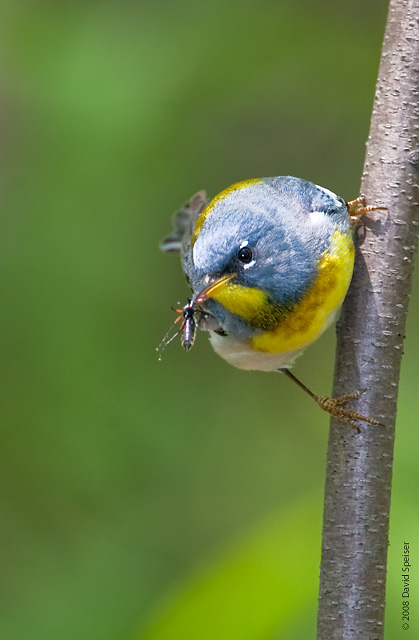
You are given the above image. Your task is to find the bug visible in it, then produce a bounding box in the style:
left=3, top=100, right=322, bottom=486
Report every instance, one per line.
left=157, top=276, right=233, bottom=359
left=157, top=297, right=204, bottom=359
left=178, top=299, right=199, bottom=351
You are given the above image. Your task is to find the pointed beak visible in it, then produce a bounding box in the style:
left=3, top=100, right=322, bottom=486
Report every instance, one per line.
left=194, top=273, right=237, bottom=304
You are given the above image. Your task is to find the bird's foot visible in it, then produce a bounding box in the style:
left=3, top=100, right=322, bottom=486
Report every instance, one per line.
left=314, top=390, right=382, bottom=432
left=346, top=195, right=387, bottom=224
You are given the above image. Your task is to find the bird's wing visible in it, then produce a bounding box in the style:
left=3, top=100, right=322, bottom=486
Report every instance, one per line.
left=160, top=190, right=209, bottom=253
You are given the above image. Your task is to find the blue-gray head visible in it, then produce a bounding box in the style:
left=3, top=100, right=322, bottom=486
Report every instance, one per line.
left=185, top=176, right=350, bottom=334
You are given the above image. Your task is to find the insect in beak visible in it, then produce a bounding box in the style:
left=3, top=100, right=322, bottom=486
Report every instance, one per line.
left=157, top=273, right=236, bottom=359
left=156, top=299, right=199, bottom=359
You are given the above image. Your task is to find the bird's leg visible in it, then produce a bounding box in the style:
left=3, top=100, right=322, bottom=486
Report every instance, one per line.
left=280, top=368, right=382, bottom=432
left=346, top=195, right=387, bottom=225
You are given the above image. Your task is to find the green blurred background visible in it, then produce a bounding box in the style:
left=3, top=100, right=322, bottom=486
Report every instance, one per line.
left=0, top=1, right=417, bottom=639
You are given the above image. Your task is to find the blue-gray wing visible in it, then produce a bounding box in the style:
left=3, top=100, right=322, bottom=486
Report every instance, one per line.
left=160, top=190, right=209, bottom=254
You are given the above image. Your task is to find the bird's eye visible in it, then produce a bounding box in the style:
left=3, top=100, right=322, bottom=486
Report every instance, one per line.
left=237, top=245, right=253, bottom=264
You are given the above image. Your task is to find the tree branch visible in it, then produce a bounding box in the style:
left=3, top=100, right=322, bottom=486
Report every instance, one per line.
left=316, top=2, right=419, bottom=639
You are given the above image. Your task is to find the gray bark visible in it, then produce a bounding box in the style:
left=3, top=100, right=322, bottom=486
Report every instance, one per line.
left=316, top=1, right=419, bottom=639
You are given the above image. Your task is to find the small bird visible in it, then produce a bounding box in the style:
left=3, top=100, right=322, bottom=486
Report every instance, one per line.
left=160, top=176, right=381, bottom=429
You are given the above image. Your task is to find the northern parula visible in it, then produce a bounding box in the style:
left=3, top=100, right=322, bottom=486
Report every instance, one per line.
left=160, top=176, right=381, bottom=429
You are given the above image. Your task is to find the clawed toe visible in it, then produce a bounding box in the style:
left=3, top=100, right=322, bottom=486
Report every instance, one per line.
left=327, top=390, right=362, bottom=405
left=347, top=195, right=388, bottom=224
left=315, top=393, right=382, bottom=432
left=281, top=369, right=383, bottom=432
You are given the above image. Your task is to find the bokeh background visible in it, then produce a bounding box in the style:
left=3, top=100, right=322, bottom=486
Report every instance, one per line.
left=0, top=1, right=418, bottom=639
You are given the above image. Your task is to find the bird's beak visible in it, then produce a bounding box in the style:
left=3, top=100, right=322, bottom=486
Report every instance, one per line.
left=195, top=273, right=237, bottom=304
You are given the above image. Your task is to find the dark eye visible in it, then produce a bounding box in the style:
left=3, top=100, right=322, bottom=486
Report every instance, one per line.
left=237, top=245, right=253, bottom=264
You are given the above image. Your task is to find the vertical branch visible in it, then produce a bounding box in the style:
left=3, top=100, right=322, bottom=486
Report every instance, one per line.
left=317, top=2, right=419, bottom=639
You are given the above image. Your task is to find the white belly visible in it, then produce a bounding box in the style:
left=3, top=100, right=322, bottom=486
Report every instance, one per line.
left=209, top=332, right=305, bottom=372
